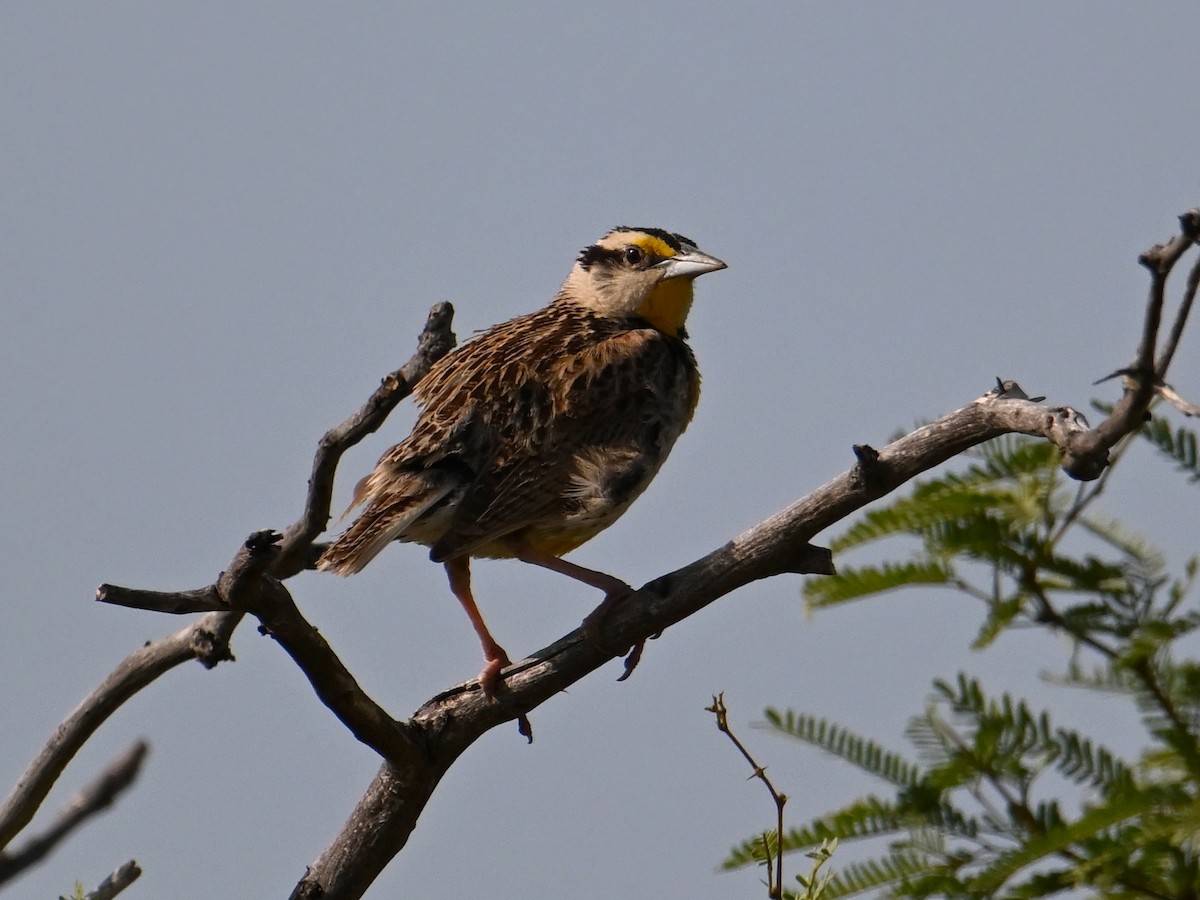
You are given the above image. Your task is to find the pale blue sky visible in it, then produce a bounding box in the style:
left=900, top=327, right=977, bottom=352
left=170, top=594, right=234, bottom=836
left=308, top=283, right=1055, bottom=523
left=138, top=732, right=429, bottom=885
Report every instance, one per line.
left=3, top=4, right=1198, bottom=898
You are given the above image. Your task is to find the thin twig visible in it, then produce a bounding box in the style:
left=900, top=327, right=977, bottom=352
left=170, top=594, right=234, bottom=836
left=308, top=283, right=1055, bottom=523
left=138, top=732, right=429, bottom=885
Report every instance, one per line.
left=1156, top=248, right=1200, bottom=376
left=708, top=694, right=787, bottom=899
left=0, top=615, right=234, bottom=853
left=1058, top=210, right=1200, bottom=479
left=0, top=742, right=148, bottom=884
left=1135, top=209, right=1199, bottom=373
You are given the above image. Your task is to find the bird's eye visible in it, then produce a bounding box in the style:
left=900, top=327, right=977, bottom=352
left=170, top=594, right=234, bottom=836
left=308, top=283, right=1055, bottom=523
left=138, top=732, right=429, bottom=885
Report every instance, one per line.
left=624, top=246, right=644, bottom=266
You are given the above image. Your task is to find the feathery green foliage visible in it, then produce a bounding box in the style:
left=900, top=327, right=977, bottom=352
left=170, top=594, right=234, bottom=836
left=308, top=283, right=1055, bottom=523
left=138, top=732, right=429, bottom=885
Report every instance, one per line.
left=1141, top=412, right=1200, bottom=481
left=809, top=851, right=931, bottom=900
left=722, top=424, right=1200, bottom=898
left=805, top=561, right=952, bottom=610
left=762, top=710, right=922, bottom=787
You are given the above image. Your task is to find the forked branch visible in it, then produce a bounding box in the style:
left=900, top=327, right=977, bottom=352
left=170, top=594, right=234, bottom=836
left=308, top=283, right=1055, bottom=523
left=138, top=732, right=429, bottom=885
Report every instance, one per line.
left=290, top=210, right=1200, bottom=897
left=8, top=208, right=1199, bottom=900
left=0, top=304, right=456, bottom=878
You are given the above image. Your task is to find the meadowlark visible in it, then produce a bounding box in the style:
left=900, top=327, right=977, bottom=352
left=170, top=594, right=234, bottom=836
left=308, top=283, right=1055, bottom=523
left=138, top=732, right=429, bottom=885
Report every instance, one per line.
left=318, top=227, right=726, bottom=695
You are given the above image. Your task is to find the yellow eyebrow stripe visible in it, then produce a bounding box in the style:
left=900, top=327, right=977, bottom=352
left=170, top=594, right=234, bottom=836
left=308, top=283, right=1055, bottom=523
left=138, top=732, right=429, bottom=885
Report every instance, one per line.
left=633, top=235, right=678, bottom=258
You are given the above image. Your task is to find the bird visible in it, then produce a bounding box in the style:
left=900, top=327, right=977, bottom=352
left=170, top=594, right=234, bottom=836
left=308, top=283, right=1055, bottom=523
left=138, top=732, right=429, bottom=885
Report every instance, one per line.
left=317, top=226, right=726, bottom=696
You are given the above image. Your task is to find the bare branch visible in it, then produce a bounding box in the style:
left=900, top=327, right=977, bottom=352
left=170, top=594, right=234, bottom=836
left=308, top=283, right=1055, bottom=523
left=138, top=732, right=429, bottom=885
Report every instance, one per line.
left=0, top=742, right=147, bottom=885
left=290, top=385, right=1098, bottom=898
left=84, top=860, right=142, bottom=900
left=0, top=613, right=236, bottom=854
left=1155, top=227, right=1200, bottom=376
left=1135, top=208, right=1199, bottom=373
left=2, top=305, right=456, bottom=874
left=273, top=301, right=457, bottom=579
left=86, top=385, right=1121, bottom=900
left=98, top=529, right=306, bottom=616
left=94, top=584, right=227, bottom=614
left=100, top=530, right=426, bottom=765
left=1058, top=209, right=1200, bottom=478
left=32, top=210, right=1200, bottom=899
left=236, top=533, right=426, bottom=764
left=80, top=305, right=458, bottom=799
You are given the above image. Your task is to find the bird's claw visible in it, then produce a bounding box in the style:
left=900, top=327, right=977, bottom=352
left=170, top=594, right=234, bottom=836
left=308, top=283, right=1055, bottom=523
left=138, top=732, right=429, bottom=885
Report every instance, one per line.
left=582, top=585, right=634, bottom=655
left=477, top=649, right=513, bottom=700
left=616, top=639, right=646, bottom=681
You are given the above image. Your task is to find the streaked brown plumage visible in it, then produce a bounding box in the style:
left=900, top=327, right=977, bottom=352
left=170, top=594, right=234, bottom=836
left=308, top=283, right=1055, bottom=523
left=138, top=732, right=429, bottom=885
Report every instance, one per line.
left=318, top=227, right=726, bottom=695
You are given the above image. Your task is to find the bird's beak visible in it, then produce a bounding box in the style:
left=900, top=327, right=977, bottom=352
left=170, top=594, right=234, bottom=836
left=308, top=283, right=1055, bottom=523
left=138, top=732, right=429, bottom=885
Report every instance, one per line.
left=655, top=247, right=727, bottom=280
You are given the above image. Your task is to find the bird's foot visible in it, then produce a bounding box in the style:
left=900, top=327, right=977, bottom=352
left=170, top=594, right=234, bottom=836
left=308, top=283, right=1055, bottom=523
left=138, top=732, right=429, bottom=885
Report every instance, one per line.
left=478, top=647, right=513, bottom=700
left=476, top=649, right=535, bottom=741
left=581, top=582, right=634, bottom=652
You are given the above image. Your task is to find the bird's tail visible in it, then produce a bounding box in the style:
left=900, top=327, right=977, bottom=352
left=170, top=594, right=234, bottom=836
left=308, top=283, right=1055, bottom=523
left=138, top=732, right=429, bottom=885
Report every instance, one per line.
left=317, top=481, right=454, bottom=575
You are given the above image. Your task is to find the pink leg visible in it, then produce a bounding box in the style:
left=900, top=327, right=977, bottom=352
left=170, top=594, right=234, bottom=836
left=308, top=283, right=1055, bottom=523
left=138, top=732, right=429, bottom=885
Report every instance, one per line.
left=508, top=541, right=634, bottom=646
left=445, top=556, right=511, bottom=698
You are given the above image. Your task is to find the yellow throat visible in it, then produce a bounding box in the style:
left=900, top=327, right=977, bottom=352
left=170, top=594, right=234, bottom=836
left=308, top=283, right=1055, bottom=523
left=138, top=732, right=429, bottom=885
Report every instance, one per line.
left=638, top=277, right=694, bottom=338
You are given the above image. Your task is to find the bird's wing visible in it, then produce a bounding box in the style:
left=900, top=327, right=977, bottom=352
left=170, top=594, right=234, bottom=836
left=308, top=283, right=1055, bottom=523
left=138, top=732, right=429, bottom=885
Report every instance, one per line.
left=429, top=326, right=698, bottom=561
left=318, top=474, right=457, bottom=575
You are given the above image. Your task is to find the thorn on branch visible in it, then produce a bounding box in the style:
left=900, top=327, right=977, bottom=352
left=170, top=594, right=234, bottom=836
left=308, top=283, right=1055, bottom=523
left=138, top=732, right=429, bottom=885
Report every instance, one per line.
left=1092, top=365, right=1157, bottom=388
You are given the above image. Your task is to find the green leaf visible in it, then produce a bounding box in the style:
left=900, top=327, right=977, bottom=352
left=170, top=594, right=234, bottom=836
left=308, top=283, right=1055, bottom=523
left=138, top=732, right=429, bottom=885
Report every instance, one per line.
left=724, top=797, right=906, bottom=869
left=1045, top=725, right=1135, bottom=794
left=967, top=790, right=1166, bottom=894
left=1042, top=660, right=1137, bottom=694
left=796, top=851, right=931, bottom=899
left=804, top=560, right=952, bottom=610
left=763, top=710, right=923, bottom=786
left=971, top=595, right=1024, bottom=650
left=1076, top=512, right=1166, bottom=575
left=832, top=487, right=1010, bottom=552
left=1139, top=414, right=1200, bottom=481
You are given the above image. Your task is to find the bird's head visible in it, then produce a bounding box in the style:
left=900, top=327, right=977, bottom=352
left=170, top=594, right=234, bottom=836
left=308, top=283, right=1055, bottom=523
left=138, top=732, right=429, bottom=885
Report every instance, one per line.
left=562, top=227, right=726, bottom=338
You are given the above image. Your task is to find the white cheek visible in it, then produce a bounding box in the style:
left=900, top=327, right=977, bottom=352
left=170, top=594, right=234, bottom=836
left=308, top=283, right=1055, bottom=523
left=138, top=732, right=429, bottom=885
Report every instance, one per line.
left=613, top=278, right=653, bottom=316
